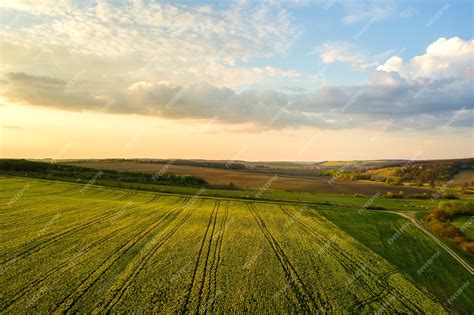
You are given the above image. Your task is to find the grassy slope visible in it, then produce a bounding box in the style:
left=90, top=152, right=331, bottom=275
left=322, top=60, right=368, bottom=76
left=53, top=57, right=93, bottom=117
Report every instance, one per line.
left=0, top=175, right=438, bottom=211
left=318, top=208, right=474, bottom=314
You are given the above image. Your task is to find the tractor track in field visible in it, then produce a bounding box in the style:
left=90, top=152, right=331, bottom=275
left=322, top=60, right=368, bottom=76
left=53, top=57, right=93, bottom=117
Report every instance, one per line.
left=145, top=194, right=162, bottom=204
left=280, top=206, right=390, bottom=302
left=313, top=209, right=448, bottom=312
left=353, top=275, right=421, bottom=314
left=195, top=201, right=221, bottom=314
left=0, top=223, right=133, bottom=311
left=0, top=186, right=35, bottom=196
left=2, top=195, right=174, bottom=265
left=280, top=205, right=390, bottom=310
left=353, top=290, right=395, bottom=312
left=1, top=197, right=76, bottom=214
left=248, top=203, right=317, bottom=313
left=208, top=201, right=229, bottom=313
left=2, top=195, right=138, bottom=236
left=2, top=187, right=126, bottom=211
left=22, top=186, right=81, bottom=198
left=0, top=202, right=143, bottom=265
left=0, top=184, right=38, bottom=192
left=1, top=199, right=173, bottom=310
left=1, top=202, right=118, bottom=260
left=116, top=191, right=138, bottom=201
left=280, top=205, right=423, bottom=313
left=24, top=199, right=113, bottom=222
left=3, top=202, right=79, bottom=222
left=53, top=197, right=191, bottom=314
left=102, top=208, right=195, bottom=312
left=386, top=211, right=474, bottom=275
left=0, top=203, right=88, bottom=235
left=74, top=189, right=132, bottom=201
left=180, top=201, right=220, bottom=314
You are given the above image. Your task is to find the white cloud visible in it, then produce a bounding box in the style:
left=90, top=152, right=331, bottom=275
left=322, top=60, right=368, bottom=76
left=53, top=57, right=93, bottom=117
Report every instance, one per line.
left=377, top=37, right=474, bottom=79
left=0, top=0, right=304, bottom=86
left=127, top=81, right=159, bottom=92
left=315, top=42, right=363, bottom=64
left=341, top=0, right=408, bottom=24
left=376, top=56, right=403, bottom=73
left=314, top=42, right=402, bottom=70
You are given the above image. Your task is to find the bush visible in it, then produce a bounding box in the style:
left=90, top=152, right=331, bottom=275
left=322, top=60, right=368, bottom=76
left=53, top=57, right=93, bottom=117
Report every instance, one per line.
left=385, top=177, right=402, bottom=186
left=427, top=209, right=449, bottom=222
left=385, top=191, right=405, bottom=199
left=409, top=193, right=429, bottom=199
left=442, top=191, right=459, bottom=199
left=366, top=205, right=386, bottom=210
left=437, top=200, right=474, bottom=216
left=426, top=200, right=474, bottom=253
left=460, top=241, right=474, bottom=253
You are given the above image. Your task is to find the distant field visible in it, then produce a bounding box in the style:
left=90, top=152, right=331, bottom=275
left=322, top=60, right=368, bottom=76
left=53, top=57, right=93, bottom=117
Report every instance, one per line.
left=70, top=161, right=433, bottom=195
left=365, top=167, right=400, bottom=178
left=1, top=177, right=472, bottom=313
left=452, top=169, right=474, bottom=187
left=250, top=161, right=313, bottom=169
left=318, top=160, right=403, bottom=168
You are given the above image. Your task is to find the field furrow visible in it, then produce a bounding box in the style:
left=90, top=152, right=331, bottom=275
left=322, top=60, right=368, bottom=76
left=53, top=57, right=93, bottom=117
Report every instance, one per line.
left=52, top=198, right=190, bottom=313
left=247, top=203, right=319, bottom=312
left=181, top=201, right=220, bottom=314
left=100, top=204, right=196, bottom=312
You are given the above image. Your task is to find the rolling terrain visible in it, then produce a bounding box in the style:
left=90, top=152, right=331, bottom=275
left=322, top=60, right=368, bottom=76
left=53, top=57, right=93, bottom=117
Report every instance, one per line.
left=1, top=177, right=472, bottom=313
left=68, top=161, right=434, bottom=195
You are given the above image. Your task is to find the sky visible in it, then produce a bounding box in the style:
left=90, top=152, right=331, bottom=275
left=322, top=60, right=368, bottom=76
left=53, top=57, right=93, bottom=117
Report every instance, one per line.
left=0, top=0, right=473, bottom=161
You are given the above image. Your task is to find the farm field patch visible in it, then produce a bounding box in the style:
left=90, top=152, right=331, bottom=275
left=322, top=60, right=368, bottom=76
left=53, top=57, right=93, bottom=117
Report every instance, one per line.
left=452, top=169, right=474, bottom=187
left=0, top=177, right=467, bottom=313
left=69, top=161, right=432, bottom=195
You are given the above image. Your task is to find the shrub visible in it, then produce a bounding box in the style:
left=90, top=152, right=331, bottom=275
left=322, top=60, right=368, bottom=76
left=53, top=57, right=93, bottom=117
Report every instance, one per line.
left=427, top=200, right=474, bottom=253
left=453, top=236, right=465, bottom=244
left=428, top=221, right=444, bottom=234
left=441, top=191, right=459, bottom=199
left=437, top=200, right=474, bottom=216
left=409, top=193, right=430, bottom=199
left=228, top=182, right=241, bottom=190
left=366, top=205, right=386, bottom=210
left=460, top=241, right=474, bottom=253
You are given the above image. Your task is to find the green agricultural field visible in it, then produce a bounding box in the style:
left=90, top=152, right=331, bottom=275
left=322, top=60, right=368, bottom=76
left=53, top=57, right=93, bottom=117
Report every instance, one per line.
left=0, top=177, right=471, bottom=313
left=319, top=209, right=474, bottom=314
left=451, top=216, right=474, bottom=239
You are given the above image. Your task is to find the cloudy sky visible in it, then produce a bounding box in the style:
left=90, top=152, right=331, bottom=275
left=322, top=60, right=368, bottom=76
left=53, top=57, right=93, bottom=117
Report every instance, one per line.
left=0, top=0, right=472, bottom=161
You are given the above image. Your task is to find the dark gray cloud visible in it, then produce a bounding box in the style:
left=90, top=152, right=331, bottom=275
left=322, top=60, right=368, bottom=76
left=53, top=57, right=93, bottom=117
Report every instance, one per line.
left=3, top=71, right=472, bottom=131
left=3, top=72, right=103, bottom=110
